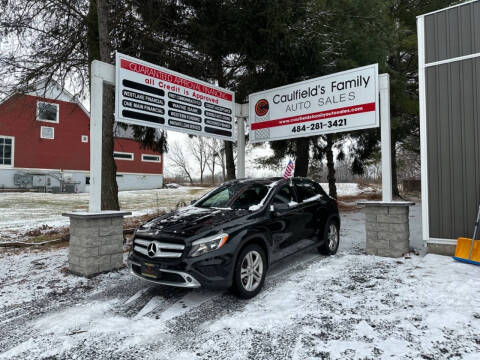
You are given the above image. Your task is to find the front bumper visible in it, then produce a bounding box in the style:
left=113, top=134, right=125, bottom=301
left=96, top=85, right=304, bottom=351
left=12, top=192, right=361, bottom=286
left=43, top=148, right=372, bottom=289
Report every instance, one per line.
left=128, top=258, right=201, bottom=288
left=127, top=250, right=235, bottom=289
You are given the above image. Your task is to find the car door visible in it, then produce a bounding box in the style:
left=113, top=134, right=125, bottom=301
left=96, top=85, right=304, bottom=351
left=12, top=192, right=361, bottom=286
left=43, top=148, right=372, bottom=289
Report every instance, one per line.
left=266, top=183, right=305, bottom=262
left=293, top=179, right=328, bottom=246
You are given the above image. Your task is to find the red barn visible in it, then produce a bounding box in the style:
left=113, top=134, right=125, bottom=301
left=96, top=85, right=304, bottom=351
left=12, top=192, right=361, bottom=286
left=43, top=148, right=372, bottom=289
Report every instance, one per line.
left=0, top=84, right=163, bottom=192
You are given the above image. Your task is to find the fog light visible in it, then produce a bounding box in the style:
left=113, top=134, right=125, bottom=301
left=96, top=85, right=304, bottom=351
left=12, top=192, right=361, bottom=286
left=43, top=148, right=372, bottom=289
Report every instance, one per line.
left=186, top=276, right=192, bottom=283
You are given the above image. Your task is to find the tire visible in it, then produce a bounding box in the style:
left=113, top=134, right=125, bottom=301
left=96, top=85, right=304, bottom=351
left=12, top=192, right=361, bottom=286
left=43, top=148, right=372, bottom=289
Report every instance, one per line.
left=232, top=244, right=267, bottom=299
left=319, top=219, right=340, bottom=255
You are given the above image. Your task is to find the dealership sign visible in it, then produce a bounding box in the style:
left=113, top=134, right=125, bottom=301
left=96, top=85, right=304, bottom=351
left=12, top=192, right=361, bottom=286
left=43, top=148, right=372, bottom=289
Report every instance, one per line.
left=248, top=64, right=379, bottom=143
left=115, top=52, right=236, bottom=141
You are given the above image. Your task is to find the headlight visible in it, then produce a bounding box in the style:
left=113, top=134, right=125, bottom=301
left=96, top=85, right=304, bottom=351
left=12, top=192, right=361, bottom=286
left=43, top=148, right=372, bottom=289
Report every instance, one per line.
left=189, top=233, right=229, bottom=257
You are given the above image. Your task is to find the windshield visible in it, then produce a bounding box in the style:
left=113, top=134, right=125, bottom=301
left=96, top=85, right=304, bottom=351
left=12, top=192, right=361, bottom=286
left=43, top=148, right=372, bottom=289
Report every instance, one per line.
left=195, top=183, right=269, bottom=210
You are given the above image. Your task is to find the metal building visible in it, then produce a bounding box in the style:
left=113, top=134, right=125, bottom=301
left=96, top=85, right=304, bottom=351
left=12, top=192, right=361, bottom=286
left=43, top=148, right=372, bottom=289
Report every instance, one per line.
left=418, top=0, right=480, bottom=254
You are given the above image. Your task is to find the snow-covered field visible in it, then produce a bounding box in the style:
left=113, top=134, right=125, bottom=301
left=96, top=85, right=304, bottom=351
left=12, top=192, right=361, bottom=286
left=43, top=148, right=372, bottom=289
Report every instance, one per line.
left=0, top=182, right=374, bottom=237
left=1, top=206, right=479, bottom=359
left=0, top=187, right=210, bottom=236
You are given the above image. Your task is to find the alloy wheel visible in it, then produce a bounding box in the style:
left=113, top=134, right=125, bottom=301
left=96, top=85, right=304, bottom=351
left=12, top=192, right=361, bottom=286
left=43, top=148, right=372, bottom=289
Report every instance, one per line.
left=240, top=250, right=263, bottom=291
left=328, top=223, right=339, bottom=252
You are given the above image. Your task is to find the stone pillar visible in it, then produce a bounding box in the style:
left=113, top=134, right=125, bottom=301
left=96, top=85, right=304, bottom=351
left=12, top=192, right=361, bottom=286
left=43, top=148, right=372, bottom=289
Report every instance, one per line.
left=357, top=201, right=414, bottom=258
left=63, top=211, right=132, bottom=277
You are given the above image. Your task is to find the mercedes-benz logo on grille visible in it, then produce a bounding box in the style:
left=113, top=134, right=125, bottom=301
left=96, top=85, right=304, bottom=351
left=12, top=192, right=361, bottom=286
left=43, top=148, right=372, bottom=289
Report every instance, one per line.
left=147, top=242, right=157, bottom=258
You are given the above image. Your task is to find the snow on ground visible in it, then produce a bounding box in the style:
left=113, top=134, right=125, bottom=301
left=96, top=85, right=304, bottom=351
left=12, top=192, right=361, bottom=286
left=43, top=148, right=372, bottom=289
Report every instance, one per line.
left=1, top=205, right=479, bottom=359
left=320, top=182, right=376, bottom=196
left=0, top=187, right=210, bottom=235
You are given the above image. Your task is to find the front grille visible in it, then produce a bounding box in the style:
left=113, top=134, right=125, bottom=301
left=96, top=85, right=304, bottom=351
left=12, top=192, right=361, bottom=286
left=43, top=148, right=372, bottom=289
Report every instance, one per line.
left=133, top=237, right=185, bottom=259
left=135, top=234, right=185, bottom=244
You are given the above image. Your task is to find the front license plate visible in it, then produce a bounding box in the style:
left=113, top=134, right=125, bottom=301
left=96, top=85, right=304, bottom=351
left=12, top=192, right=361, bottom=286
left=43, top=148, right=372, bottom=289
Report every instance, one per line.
left=141, top=263, right=158, bottom=279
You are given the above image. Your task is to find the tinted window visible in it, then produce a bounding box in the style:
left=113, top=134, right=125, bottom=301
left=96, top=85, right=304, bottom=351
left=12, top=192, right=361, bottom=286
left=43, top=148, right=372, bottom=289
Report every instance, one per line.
left=272, top=185, right=293, bottom=205
left=196, top=183, right=268, bottom=209
left=231, top=184, right=269, bottom=209
left=198, top=187, right=231, bottom=208
left=295, top=181, right=318, bottom=202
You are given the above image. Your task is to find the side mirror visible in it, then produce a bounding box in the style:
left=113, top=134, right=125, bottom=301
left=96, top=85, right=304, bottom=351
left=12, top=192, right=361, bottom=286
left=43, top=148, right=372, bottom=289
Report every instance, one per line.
left=271, top=203, right=289, bottom=214
left=190, top=199, right=197, bottom=205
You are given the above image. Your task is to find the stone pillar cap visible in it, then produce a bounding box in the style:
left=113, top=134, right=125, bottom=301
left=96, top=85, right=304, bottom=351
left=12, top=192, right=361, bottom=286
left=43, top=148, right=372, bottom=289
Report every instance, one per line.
left=357, top=201, right=415, bottom=207
left=62, top=211, right=132, bottom=218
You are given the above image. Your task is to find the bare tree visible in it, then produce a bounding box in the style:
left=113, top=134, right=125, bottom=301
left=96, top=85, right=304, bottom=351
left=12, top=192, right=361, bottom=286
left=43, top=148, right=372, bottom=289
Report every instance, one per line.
left=169, top=141, right=193, bottom=184
left=396, top=145, right=421, bottom=180
left=0, top=0, right=90, bottom=99
left=212, top=140, right=226, bottom=181
left=205, top=138, right=222, bottom=184
left=190, top=137, right=209, bottom=185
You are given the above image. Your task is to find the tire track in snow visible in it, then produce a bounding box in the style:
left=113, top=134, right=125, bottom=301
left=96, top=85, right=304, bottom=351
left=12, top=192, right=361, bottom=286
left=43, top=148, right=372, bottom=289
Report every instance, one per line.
left=155, top=290, right=218, bottom=323
left=124, top=287, right=150, bottom=305
left=114, top=284, right=188, bottom=317
left=135, top=296, right=164, bottom=318
left=140, top=250, right=329, bottom=358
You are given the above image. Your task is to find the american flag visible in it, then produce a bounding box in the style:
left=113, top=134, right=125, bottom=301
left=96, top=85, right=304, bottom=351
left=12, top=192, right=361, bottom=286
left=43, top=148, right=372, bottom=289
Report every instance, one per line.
left=283, top=160, right=294, bottom=179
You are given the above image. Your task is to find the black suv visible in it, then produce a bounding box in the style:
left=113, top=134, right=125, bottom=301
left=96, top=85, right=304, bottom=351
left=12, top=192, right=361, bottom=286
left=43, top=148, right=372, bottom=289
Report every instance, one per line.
left=128, top=177, right=340, bottom=298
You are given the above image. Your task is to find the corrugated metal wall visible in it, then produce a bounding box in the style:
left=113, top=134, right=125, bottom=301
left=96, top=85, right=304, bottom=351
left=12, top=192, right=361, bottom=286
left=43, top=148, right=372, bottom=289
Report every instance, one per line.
left=424, top=1, right=480, bottom=63
left=425, top=1, right=480, bottom=239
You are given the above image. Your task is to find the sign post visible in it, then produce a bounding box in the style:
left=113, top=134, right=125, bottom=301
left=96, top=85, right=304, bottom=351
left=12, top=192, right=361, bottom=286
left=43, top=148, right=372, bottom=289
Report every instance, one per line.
left=235, top=103, right=248, bottom=178
left=89, top=60, right=115, bottom=212
left=90, top=58, right=391, bottom=207
left=379, top=73, right=392, bottom=202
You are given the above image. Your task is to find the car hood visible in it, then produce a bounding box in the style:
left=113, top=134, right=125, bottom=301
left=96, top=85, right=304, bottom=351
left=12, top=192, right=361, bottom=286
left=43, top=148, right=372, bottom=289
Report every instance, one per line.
left=136, top=206, right=249, bottom=239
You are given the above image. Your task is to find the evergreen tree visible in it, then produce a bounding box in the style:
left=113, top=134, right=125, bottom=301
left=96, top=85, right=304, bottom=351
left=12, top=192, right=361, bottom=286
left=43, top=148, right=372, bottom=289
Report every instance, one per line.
left=350, top=0, right=454, bottom=195
left=234, top=0, right=342, bottom=177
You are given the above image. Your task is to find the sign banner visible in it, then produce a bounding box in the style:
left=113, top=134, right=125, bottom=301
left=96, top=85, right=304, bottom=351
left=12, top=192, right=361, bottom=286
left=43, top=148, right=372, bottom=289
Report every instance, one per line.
left=248, top=64, right=379, bottom=143
left=115, top=52, right=236, bottom=141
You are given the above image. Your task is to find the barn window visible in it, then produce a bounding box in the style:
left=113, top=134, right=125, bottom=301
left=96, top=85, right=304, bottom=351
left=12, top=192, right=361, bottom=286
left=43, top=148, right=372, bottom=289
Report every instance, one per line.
left=81, top=135, right=88, bottom=143
left=141, top=154, right=161, bottom=162
left=37, top=101, right=59, bottom=123
left=0, top=136, right=14, bottom=167
left=113, top=151, right=134, bottom=160
left=40, top=126, right=55, bottom=139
